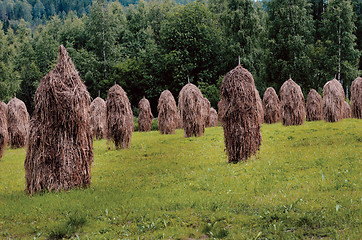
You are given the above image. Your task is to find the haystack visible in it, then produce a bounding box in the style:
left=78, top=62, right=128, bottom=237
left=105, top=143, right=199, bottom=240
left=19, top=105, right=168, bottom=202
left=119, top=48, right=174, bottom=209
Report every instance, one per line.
left=0, top=101, right=7, bottom=116
left=138, top=97, right=153, bottom=132
left=306, top=89, right=322, bottom=121
left=322, top=79, right=345, bottom=122
left=7, top=97, right=29, bottom=148
left=202, top=98, right=211, bottom=127
left=90, top=97, right=107, bottom=139
left=209, top=107, right=218, bottom=127
left=262, top=87, right=280, bottom=124
left=176, top=109, right=183, bottom=129
left=350, top=77, right=362, bottom=119
left=178, top=83, right=206, bottom=138
left=255, top=88, right=264, bottom=124
left=279, top=78, right=306, bottom=126
left=0, top=101, right=8, bottom=160
left=219, top=65, right=262, bottom=163
left=24, top=45, right=93, bottom=195
left=106, top=84, right=133, bottom=149
left=343, top=101, right=351, bottom=119
left=157, top=90, right=178, bottom=134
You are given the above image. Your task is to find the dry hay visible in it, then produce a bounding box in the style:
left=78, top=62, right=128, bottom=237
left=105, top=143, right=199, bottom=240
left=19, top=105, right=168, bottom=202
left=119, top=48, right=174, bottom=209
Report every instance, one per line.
left=306, top=89, right=323, bottom=121
left=219, top=65, right=262, bottom=163
left=350, top=77, right=362, bottom=119
left=209, top=107, right=218, bottom=127
left=176, top=109, right=183, bottom=129
left=255, top=88, right=264, bottom=124
left=202, top=98, right=211, bottom=127
left=279, top=78, right=306, bottom=126
left=24, top=45, right=93, bottom=195
left=106, top=84, right=133, bottom=149
left=138, top=97, right=153, bottom=132
left=90, top=97, right=107, bottom=139
left=343, top=101, right=351, bottom=119
left=0, top=101, right=8, bottom=160
left=322, top=79, right=345, bottom=122
left=7, top=97, right=29, bottom=148
left=178, top=83, right=206, bottom=138
left=157, top=90, right=178, bottom=134
left=262, top=87, right=280, bottom=124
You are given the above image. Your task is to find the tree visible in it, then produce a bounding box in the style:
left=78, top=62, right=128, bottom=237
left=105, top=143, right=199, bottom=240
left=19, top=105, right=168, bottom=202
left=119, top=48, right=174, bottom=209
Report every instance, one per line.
left=0, top=21, right=20, bottom=102
left=266, top=0, right=315, bottom=90
left=209, top=0, right=267, bottom=90
left=350, top=0, right=361, bottom=70
left=86, top=0, right=119, bottom=79
left=322, top=0, right=360, bottom=88
left=159, top=2, right=226, bottom=93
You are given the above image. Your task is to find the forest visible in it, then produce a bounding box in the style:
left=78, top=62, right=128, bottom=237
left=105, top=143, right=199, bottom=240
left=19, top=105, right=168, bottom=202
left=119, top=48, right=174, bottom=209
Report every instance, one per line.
left=0, top=0, right=360, bottom=115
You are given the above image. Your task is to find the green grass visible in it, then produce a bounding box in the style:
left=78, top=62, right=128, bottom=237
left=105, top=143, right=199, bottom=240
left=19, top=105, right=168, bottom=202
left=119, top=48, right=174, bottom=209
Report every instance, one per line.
left=0, top=119, right=361, bottom=239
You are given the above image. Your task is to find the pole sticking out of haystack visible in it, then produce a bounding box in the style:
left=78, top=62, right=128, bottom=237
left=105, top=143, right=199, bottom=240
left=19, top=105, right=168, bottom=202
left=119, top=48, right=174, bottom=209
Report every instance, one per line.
left=106, top=84, right=133, bottom=149
left=262, top=87, right=281, bottom=124
left=90, top=97, right=107, bottom=139
left=0, top=101, right=8, bottom=160
left=209, top=107, right=218, bottom=127
left=343, top=101, right=352, bottom=119
left=7, top=97, right=29, bottom=148
left=24, top=45, right=93, bottom=195
left=178, top=83, right=207, bottom=138
left=138, top=97, right=153, bottom=132
left=157, top=90, right=178, bottom=134
left=306, top=89, right=323, bottom=121
left=255, top=88, right=264, bottom=124
left=219, top=65, right=262, bottom=163
left=322, top=79, right=345, bottom=122
left=350, top=77, right=362, bottom=119
left=279, top=78, right=306, bottom=126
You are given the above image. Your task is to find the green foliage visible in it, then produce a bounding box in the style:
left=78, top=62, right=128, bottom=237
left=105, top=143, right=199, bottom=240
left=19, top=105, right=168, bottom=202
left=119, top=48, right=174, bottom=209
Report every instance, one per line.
left=0, top=119, right=361, bottom=238
left=266, top=0, right=315, bottom=90
left=209, top=0, right=267, bottom=87
left=159, top=2, right=226, bottom=89
left=321, top=0, right=360, bottom=87
left=0, top=0, right=360, bottom=113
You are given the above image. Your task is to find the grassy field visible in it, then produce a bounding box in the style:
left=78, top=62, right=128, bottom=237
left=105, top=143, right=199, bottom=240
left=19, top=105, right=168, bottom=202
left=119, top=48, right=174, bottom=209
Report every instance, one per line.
left=0, top=119, right=361, bottom=239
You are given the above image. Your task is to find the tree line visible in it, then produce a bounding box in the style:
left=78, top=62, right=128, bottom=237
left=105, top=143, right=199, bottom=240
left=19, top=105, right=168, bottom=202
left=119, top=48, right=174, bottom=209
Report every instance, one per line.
left=0, top=0, right=360, bottom=115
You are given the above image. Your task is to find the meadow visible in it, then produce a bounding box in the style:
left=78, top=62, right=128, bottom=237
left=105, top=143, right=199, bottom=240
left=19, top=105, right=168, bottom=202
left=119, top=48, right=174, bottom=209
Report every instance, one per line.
left=0, top=119, right=361, bottom=239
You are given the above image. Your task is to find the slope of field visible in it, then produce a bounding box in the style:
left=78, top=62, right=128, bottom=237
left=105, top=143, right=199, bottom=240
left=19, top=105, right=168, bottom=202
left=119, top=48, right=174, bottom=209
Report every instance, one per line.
left=0, top=119, right=361, bottom=239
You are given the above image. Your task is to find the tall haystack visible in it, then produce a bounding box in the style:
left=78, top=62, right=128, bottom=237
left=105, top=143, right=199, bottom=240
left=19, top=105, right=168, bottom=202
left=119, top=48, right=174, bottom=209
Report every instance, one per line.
left=219, top=65, right=262, bottom=163
left=90, top=97, right=107, bottom=139
left=0, top=101, right=8, bottom=160
left=209, top=107, right=218, bottom=127
left=7, top=97, right=29, bottom=148
left=350, top=77, right=362, bottom=119
left=24, top=45, right=93, bottom=194
left=262, top=87, right=280, bottom=124
left=202, top=97, right=211, bottom=127
left=306, top=89, right=323, bottom=121
left=322, top=79, right=345, bottom=122
left=255, top=88, right=264, bottom=124
left=157, top=90, right=178, bottom=134
left=280, top=79, right=306, bottom=126
left=178, top=83, right=206, bottom=138
left=343, top=101, right=351, bottom=119
left=106, top=84, right=133, bottom=149
left=138, top=97, right=153, bottom=132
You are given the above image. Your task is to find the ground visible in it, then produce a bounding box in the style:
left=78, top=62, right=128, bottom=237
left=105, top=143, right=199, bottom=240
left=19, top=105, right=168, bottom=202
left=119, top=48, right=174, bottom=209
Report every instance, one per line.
left=0, top=119, right=361, bottom=239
